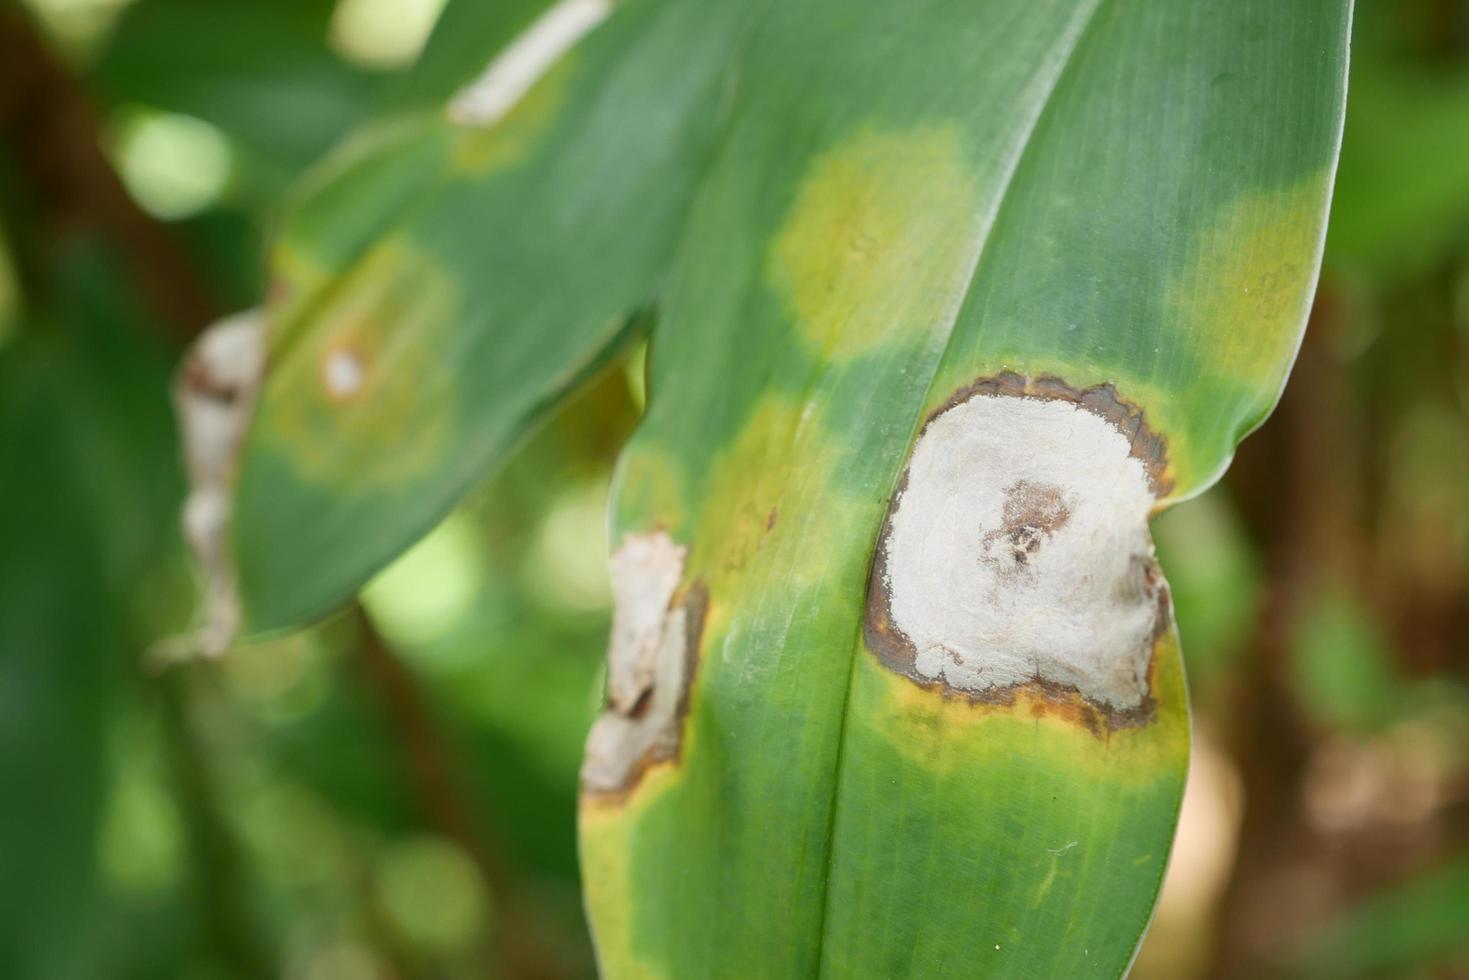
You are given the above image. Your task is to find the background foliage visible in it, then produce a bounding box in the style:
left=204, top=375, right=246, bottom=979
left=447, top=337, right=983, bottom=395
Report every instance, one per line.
left=0, top=0, right=1465, bottom=977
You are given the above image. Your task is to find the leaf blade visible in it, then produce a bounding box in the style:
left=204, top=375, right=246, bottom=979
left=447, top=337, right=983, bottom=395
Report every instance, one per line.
left=580, top=1, right=1351, bottom=976
left=234, top=0, right=754, bottom=633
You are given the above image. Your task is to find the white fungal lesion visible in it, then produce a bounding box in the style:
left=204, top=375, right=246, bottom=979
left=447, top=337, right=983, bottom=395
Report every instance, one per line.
left=582, top=531, right=699, bottom=794
left=872, top=389, right=1165, bottom=713
left=447, top=0, right=613, bottom=127
left=321, top=347, right=365, bottom=400
left=166, top=310, right=267, bottom=661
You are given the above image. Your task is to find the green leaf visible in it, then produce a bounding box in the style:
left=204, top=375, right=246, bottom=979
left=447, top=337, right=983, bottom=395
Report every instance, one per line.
left=578, top=1, right=1349, bottom=977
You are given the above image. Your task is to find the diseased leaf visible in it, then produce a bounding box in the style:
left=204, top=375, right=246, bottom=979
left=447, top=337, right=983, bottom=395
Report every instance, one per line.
left=234, top=0, right=754, bottom=632
left=579, top=1, right=1350, bottom=976
left=222, top=0, right=1352, bottom=974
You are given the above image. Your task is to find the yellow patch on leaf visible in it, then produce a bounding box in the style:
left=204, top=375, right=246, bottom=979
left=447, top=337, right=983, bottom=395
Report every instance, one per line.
left=264, top=242, right=331, bottom=342
left=860, top=625, right=1189, bottom=785
left=612, top=445, right=688, bottom=540
left=579, top=738, right=685, bottom=980
left=1169, top=171, right=1332, bottom=386
left=255, top=238, right=458, bottom=489
left=768, top=125, right=983, bottom=358
left=688, top=396, right=843, bottom=594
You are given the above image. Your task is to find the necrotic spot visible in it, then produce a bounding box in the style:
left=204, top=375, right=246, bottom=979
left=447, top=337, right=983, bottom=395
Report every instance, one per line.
left=867, top=382, right=1168, bottom=715
left=582, top=531, right=705, bottom=797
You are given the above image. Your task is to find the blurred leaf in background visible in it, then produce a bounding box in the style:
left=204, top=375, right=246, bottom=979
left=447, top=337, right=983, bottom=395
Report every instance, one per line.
left=1, top=0, right=625, bottom=976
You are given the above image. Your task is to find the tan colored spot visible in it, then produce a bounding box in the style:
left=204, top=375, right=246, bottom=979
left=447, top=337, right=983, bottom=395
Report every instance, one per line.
left=257, top=239, right=457, bottom=488
left=582, top=532, right=707, bottom=798
left=1169, top=171, right=1332, bottom=384
left=173, top=310, right=266, bottom=659
left=866, top=374, right=1174, bottom=728
left=768, top=125, right=982, bottom=358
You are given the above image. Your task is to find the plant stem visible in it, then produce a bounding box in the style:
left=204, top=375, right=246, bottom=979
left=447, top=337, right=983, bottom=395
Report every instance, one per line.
left=353, top=605, right=571, bottom=980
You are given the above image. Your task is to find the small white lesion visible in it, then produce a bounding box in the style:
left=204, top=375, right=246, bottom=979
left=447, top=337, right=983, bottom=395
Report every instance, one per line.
left=582, top=530, right=696, bottom=794
left=447, top=0, right=613, bottom=127
left=321, top=347, right=365, bottom=400
left=880, top=393, right=1162, bottom=712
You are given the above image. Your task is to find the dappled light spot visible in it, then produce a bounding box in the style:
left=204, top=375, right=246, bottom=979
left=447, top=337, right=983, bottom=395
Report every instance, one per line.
left=526, top=480, right=614, bottom=612
left=768, top=125, right=982, bottom=357
left=449, top=57, right=574, bottom=174
left=373, top=836, right=491, bottom=954
left=99, top=756, right=183, bottom=895
left=1136, top=730, right=1244, bottom=978
left=329, top=0, right=446, bottom=69
left=108, top=108, right=233, bottom=220
left=362, top=511, right=485, bottom=648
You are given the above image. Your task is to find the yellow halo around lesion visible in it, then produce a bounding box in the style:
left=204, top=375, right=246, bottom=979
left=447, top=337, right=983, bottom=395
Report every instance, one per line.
left=256, top=238, right=460, bottom=490
left=767, top=124, right=983, bottom=359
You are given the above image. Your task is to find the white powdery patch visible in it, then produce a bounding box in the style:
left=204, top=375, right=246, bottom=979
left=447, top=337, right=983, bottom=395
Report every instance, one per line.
left=447, top=0, right=612, bottom=126
left=582, top=531, right=691, bottom=793
left=882, top=394, right=1160, bottom=711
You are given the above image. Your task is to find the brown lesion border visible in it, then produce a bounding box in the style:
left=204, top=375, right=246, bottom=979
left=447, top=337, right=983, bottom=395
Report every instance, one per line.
left=863, top=372, right=1175, bottom=736
left=580, top=581, right=710, bottom=805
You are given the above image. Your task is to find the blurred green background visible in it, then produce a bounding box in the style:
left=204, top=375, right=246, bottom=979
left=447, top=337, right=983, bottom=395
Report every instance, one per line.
left=0, top=0, right=1465, bottom=977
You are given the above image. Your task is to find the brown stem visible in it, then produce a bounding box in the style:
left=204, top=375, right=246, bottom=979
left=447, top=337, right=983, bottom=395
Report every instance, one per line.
left=353, top=605, right=570, bottom=980
left=0, top=4, right=216, bottom=343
